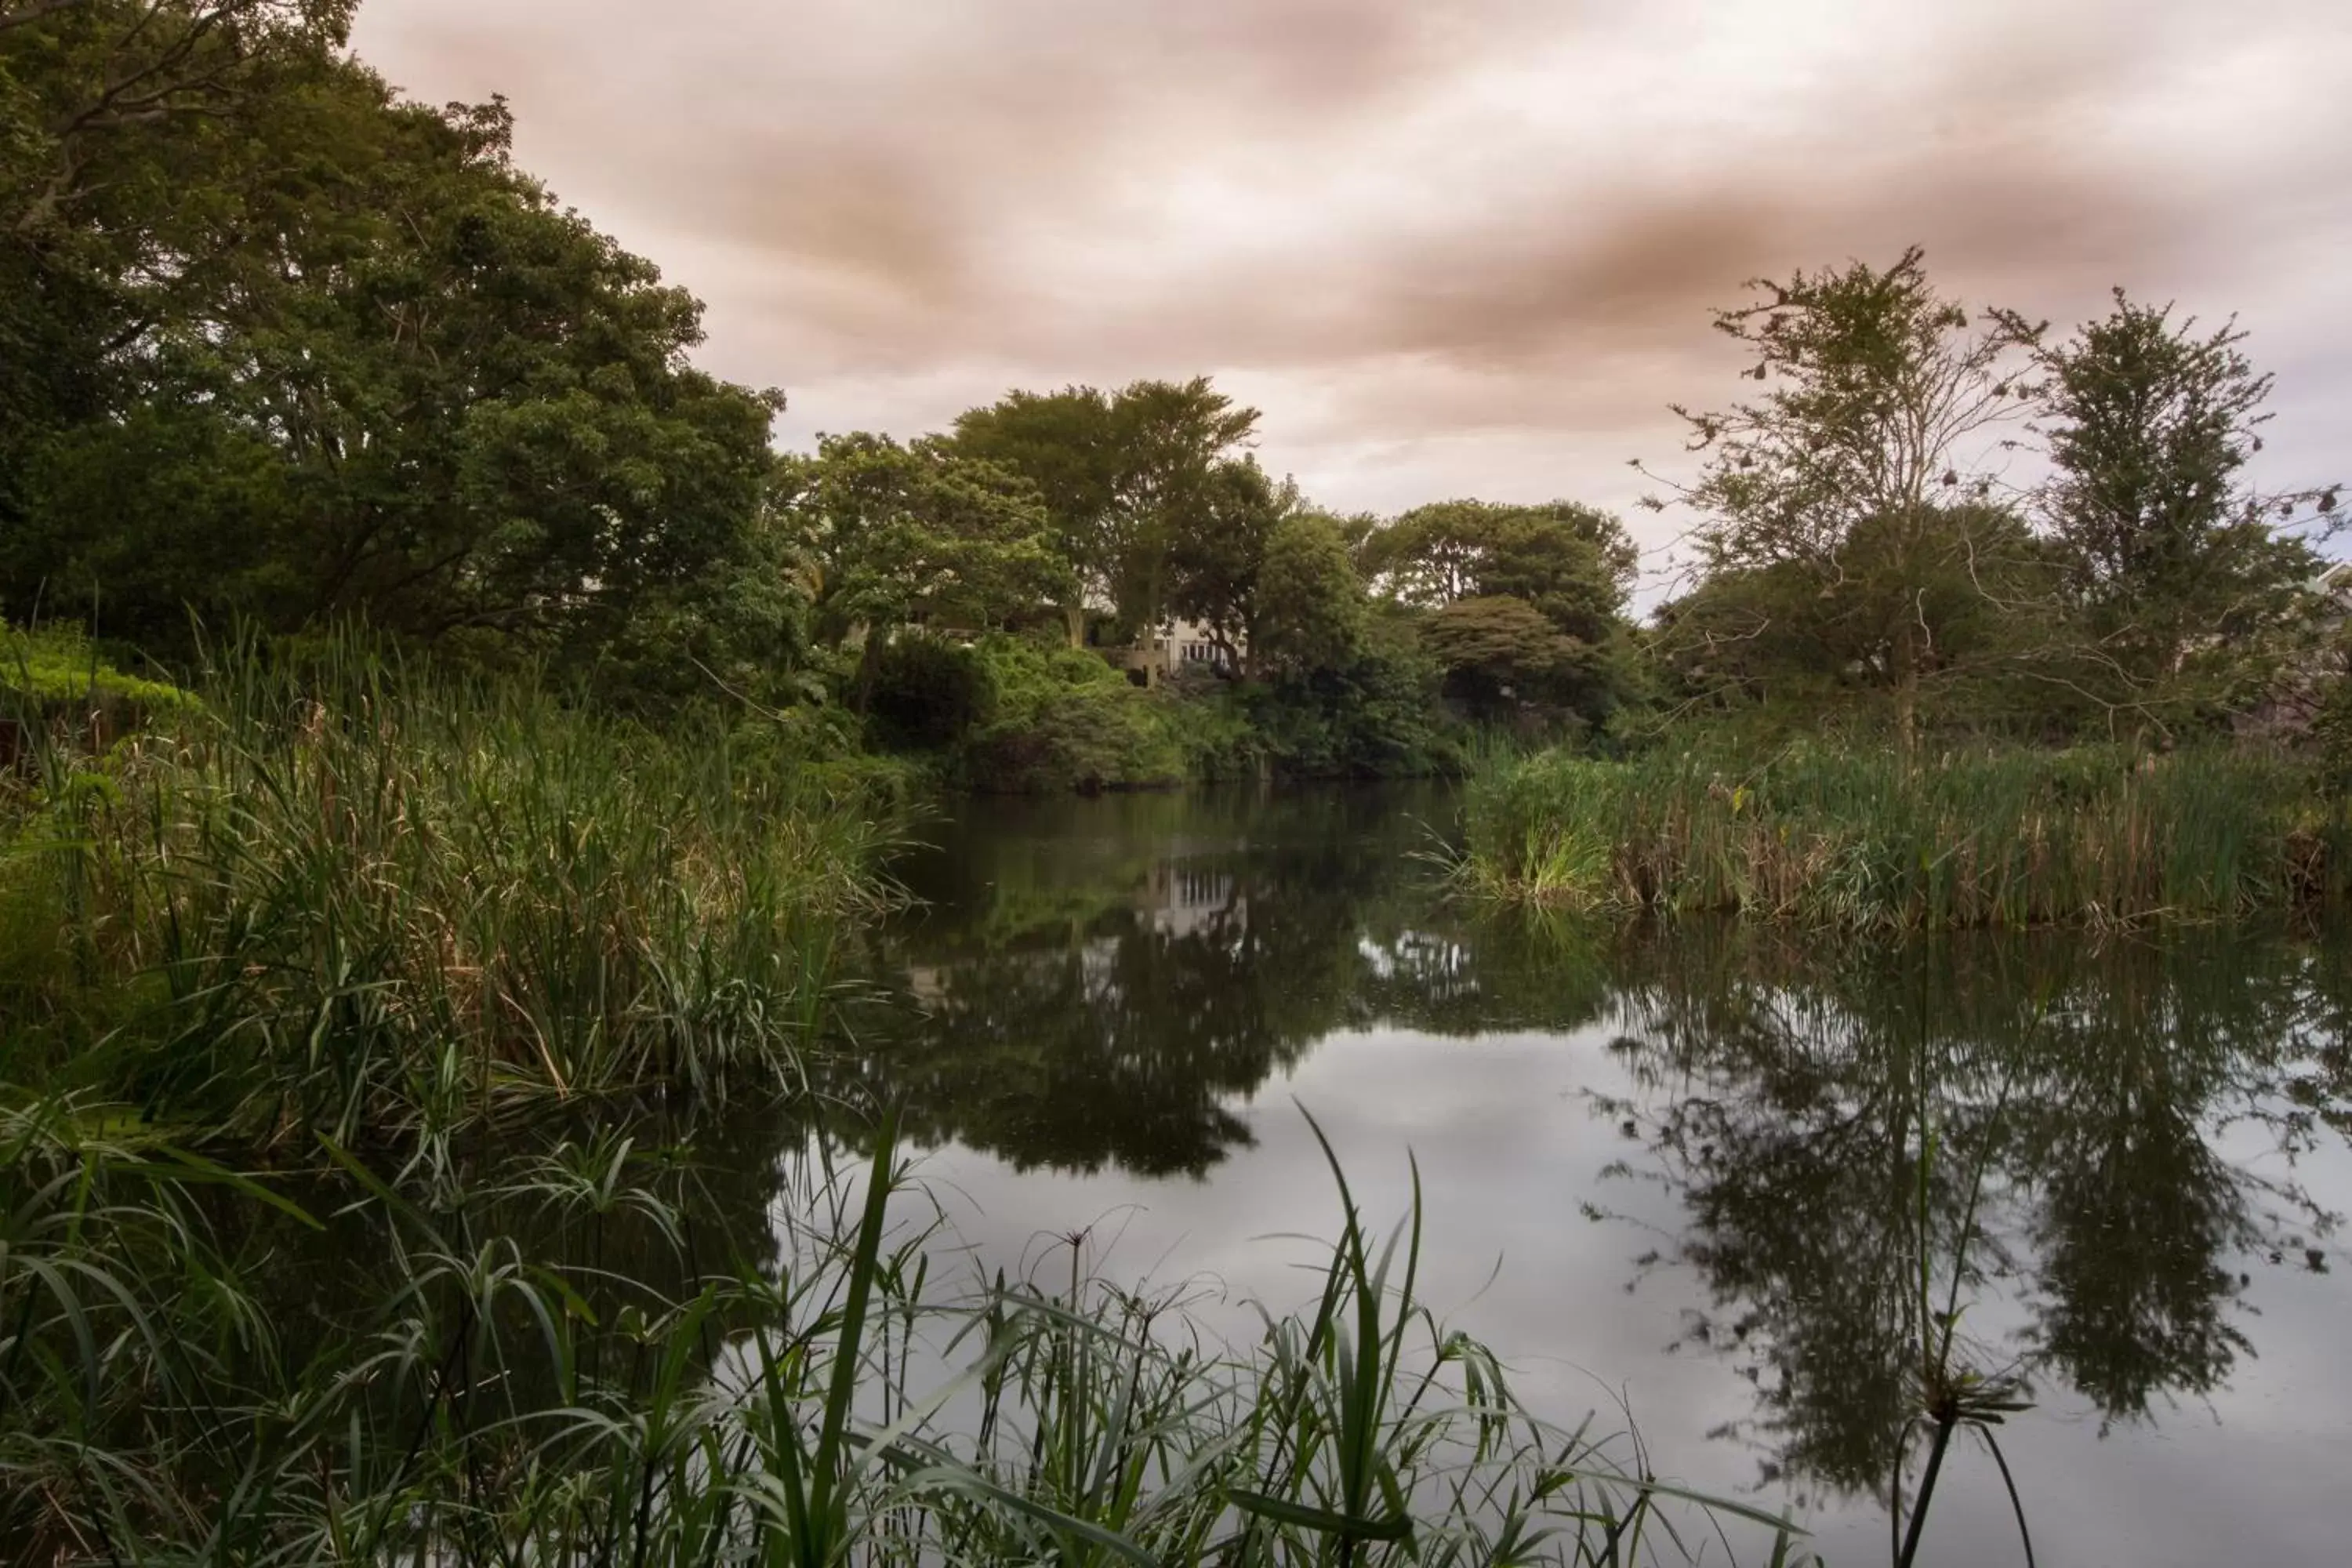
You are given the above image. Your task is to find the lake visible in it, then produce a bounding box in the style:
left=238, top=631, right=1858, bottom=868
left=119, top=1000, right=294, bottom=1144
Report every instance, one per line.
left=821, top=782, right=2352, bottom=1566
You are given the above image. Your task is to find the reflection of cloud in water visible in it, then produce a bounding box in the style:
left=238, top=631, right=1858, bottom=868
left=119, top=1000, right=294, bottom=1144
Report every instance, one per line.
left=804, top=788, right=2352, bottom=1563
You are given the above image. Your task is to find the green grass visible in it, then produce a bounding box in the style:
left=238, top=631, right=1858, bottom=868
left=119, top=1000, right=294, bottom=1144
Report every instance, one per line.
left=0, top=629, right=895, bottom=1155
left=1458, top=742, right=2347, bottom=929
left=0, top=1099, right=1808, bottom=1566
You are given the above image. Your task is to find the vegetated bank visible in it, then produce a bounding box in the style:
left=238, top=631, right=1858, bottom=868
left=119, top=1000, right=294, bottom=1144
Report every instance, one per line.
left=1459, top=742, right=2347, bottom=929
left=2, top=625, right=897, bottom=1152
left=859, top=619, right=1472, bottom=793
left=0, top=630, right=1793, bottom=1564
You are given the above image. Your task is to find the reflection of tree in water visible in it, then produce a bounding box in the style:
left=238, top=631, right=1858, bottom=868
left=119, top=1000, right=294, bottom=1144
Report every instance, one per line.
left=831, top=789, right=1421, bottom=1177
left=1588, top=924, right=2352, bottom=1503
left=820, top=786, right=2352, bottom=1519
left=834, top=787, right=1631, bottom=1178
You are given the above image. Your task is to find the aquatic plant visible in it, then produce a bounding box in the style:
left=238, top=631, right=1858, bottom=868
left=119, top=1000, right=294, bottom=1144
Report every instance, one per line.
left=1458, top=743, right=2345, bottom=928
left=0, top=1099, right=1809, bottom=1566
left=0, top=629, right=896, bottom=1154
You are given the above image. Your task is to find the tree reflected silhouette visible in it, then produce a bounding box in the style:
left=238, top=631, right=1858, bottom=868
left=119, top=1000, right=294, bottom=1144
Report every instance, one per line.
left=1590, top=924, right=2351, bottom=1504
left=817, top=789, right=2352, bottom=1518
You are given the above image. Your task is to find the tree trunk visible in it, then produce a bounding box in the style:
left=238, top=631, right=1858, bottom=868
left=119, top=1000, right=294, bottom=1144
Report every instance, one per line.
left=1893, top=620, right=1921, bottom=762
left=852, top=628, right=881, bottom=713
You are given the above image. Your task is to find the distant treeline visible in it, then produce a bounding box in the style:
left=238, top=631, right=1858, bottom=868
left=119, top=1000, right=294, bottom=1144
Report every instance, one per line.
left=5, top=4, right=2342, bottom=785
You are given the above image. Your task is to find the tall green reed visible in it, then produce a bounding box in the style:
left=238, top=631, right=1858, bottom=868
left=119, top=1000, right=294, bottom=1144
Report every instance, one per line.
left=1458, top=743, right=2346, bottom=930
left=2, top=1101, right=1811, bottom=1566
left=2, top=629, right=895, bottom=1152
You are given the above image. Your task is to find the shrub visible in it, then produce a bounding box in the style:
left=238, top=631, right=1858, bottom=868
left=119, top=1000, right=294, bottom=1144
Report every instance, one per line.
left=959, top=637, right=1188, bottom=792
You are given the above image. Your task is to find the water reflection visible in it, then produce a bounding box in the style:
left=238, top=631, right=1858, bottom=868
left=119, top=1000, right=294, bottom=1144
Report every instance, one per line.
left=833, top=786, right=2352, bottom=1517
left=836, top=788, right=1477, bottom=1176
left=1593, top=928, right=2350, bottom=1502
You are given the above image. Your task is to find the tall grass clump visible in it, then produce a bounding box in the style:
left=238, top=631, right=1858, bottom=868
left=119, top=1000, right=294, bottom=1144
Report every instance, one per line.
left=0, top=628, right=895, bottom=1150
left=1, top=1103, right=1807, bottom=1565
left=1460, top=742, right=2347, bottom=929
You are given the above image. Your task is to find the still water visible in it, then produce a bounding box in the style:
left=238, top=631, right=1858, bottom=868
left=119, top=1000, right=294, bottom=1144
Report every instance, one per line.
left=837, top=782, right=2352, bottom=1566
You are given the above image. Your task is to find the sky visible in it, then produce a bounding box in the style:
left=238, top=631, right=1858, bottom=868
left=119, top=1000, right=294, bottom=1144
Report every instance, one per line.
left=350, top=0, right=2350, bottom=591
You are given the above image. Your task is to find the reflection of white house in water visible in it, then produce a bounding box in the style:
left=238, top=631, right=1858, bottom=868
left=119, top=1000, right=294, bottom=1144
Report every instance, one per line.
left=1142, top=859, right=1243, bottom=940
left=899, top=856, right=1243, bottom=1008
left=905, top=964, right=950, bottom=1007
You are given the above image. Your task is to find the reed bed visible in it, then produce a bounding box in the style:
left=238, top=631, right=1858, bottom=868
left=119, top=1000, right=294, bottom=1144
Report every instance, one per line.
left=1459, top=744, right=2346, bottom=929
left=0, top=1102, right=1805, bottom=1566
left=0, top=632, right=896, bottom=1152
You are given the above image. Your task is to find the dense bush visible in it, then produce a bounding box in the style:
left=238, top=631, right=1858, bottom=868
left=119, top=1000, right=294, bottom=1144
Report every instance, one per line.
left=958, top=637, right=1189, bottom=792
left=1244, top=613, right=1468, bottom=778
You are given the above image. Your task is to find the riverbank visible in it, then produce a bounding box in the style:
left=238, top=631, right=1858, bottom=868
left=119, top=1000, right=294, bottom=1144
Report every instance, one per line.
left=1458, top=743, right=2347, bottom=927
left=862, top=630, right=1472, bottom=793
left=2, top=650, right=1791, bottom=1564
left=2, top=630, right=895, bottom=1151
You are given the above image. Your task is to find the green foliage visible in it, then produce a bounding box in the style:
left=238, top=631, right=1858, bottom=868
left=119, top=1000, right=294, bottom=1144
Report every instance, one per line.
left=0, top=630, right=892, bottom=1153
left=1423, top=595, right=1611, bottom=726
left=949, top=376, right=1259, bottom=641
left=1461, top=742, right=2344, bottom=927
left=1, top=619, right=196, bottom=712
left=3, top=13, right=789, bottom=699
left=779, top=432, right=1070, bottom=708
left=1165, top=455, right=1297, bottom=668
left=1253, top=509, right=1367, bottom=676
left=1657, top=503, right=2066, bottom=736
left=958, top=637, right=1189, bottom=793
left=1363, top=499, right=1632, bottom=615
left=2008, top=290, right=2333, bottom=735
left=948, top=386, right=1122, bottom=638
left=1361, top=499, right=1638, bottom=725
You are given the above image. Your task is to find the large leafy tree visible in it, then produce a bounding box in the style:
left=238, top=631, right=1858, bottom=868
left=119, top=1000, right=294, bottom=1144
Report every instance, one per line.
left=949, top=376, right=1258, bottom=646
left=1361, top=499, right=1638, bottom=723
left=1164, top=456, right=1302, bottom=675
left=1422, top=595, right=1615, bottom=722
left=776, top=432, right=1068, bottom=707
left=4, top=18, right=791, bottom=699
left=946, top=386, right=1122, bottom=644
left=1650, top=249, right=2038, bottom=749
left=1105, top=376, right=1260, bottom=640
left=2, top=1, right=356, bottom=572
left=2003, top=292, right=2336, bottom=734
left=1251, top=510, right=1366, bottom=677
left=1362, top=499, right=1635, bottom=636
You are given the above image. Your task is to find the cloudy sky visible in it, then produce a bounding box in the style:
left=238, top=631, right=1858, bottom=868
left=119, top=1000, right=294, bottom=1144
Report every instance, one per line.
left=353, top=0, right=2348, bottom=586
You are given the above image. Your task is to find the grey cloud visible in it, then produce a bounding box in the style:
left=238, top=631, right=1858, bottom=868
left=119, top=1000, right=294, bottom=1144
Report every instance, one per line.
left=352, top=0, right=2350, bottom=521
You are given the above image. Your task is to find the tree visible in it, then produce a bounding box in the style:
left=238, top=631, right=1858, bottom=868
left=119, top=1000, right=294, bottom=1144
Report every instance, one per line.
left=1165, top=456, right=1301, bottom=676
left=1362, top=499, right=1638, bottom=724
left=1105, top=376, right=1261, bottom=641
left=1253, top=510, right=1366, bottom=676
left=1363, top=499, right=1635, bottom=632
left=949, top=376, right=1259, bottom=651
left=2, top=50, right=792, bottom=692
left=1657, top=503, right=2062, bottom=732
left=777, top=432, right=1068, bottom=708
left=2, top=1, right=356, bottom=592
left=947, top=386, right=1122, bottom=645
left=2006, top=291, right=2337, bottom=735
left=1650, top=249, right=2038, bottom=750
left=1421, top=595, right=1610, bottom=721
